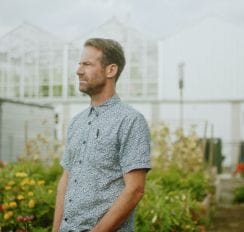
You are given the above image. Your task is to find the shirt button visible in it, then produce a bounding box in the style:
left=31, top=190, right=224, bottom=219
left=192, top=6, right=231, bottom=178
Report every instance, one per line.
left=64, top=217, right=68, bottom=221
left=96, top=113, right=99, bottom=117
left=88, top=121, right=91, bottom=125
left=69, top=199, right=72, bottom=202
left=74, top=179, right=77, bottom=183
left=83, top=141, right=86, bottom=144
left=79, top=160, right=82, bottom=164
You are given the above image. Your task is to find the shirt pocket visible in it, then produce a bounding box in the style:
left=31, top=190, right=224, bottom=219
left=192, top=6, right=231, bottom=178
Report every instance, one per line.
left=90, top=129, right=119, bottom=167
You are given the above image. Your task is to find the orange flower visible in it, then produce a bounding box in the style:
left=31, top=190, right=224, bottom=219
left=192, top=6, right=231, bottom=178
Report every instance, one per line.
left=236, top=163, right=244, bottom=173
left=2, top=203, right=9, bottom=210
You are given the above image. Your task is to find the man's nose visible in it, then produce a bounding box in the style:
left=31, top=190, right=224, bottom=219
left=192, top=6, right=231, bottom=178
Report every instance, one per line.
left=76, top=65, right=84, bottom=75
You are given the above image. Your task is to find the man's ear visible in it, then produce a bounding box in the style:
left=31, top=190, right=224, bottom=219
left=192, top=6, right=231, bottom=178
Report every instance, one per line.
left=106, top=64, right=118, bottom=79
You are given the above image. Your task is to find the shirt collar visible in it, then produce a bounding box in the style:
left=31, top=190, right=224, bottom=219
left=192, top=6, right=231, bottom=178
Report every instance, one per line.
left=88, top=94, right=121, bottom=117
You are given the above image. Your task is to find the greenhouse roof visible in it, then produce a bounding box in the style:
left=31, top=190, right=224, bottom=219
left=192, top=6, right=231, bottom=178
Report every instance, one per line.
left=0, top=22, right=64, bottom=54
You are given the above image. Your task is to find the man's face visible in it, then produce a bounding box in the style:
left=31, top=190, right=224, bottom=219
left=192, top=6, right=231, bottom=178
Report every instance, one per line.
left=76, top=46, right=107, bottom=96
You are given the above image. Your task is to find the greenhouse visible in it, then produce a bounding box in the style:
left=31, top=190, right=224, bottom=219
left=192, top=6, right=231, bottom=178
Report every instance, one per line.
left=0, top=23, right=65, bottom=99
left=0, top=18, right=158, bottom=101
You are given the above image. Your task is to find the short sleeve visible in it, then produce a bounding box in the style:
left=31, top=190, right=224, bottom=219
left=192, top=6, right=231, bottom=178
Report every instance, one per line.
left=118, top=113, right=151, bottom=174
left=60, top=145, right=72, bottom=172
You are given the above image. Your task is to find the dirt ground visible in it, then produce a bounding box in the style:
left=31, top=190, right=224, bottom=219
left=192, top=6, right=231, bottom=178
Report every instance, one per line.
left=208, top=204, right=244, bottom=232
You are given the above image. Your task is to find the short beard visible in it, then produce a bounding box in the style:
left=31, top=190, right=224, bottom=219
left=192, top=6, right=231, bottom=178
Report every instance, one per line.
left=79, top=82, right=106, bottom=97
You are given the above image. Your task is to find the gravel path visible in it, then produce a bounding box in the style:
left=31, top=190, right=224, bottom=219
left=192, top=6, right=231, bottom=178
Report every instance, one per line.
left=208, top=204, right=244, bottom=232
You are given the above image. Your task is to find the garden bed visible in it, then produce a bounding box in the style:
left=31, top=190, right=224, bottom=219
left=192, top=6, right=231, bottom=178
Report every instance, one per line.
left=209, top=204, right=244, bottom=232
left=0, top=124, right=214, bottom=231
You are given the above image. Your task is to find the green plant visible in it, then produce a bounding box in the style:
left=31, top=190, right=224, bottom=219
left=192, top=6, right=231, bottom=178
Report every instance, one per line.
left=0, top=158, right=62, bottom=231
left=135, top=123, right=211, bottom=231
left=0, top=124, right=211, bottom=231
left=135, top=168, right=209, bottom=231
left=233, top=186, right=244, bottom=203
left=0, top=132, right=63, bottom=231
left=151, top=123, right=205, bottom=173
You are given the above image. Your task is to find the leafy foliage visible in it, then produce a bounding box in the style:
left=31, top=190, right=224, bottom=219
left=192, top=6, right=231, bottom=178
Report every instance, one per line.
left=151, top=123, right=204, bottom=173
left=135, top=167, right=210, bottom=232
left=0, top=125, right=211, bottom=231
left=0, top=133, right=63, bottom=231
left=233, top=186, right=244, bottom=203
left=135, top=123, right=211, bottom=231
left=0, top=159, right=62, bottom=231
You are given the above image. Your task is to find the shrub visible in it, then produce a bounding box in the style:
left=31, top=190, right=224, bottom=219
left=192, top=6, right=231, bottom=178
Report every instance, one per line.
left=135, top=166, right=210, bottom=232
left=0, top=158, right=62, bottom=231
left=0, top=125, right=211, bottom=231
left=135, top=123, right=211, bottom=231
left=233, top=186, right=244, bottom=203
left=151, top=123, right=204, bottom=173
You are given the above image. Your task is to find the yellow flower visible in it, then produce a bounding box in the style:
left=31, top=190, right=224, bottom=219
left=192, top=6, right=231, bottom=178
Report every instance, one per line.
left=29, top=179, right=36, bottom=185
left=181, top=194, right=186, bottom=201
left=9, top=202, right=17, bottom=208
left=28, top=199, right=35, bottom=208
left=20, top=178, right=29, bottom=186
left=15, top=172, right=28, bottom=178
left=5, top=185, right=11, bottom=190
left=28, top=191, right=34, bottom=197
left=48, top=189, right=53, bottom=194
left=8, top=181, right=15, bottom=186
left=4, top=211, right=13, bottom=220
left=37, top=180, right=45, bottom=186
left=17, top=194, right=24, bottom=200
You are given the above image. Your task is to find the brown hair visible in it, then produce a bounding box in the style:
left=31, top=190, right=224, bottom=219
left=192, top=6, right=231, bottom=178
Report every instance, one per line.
left=84, top=38, right=126, bottom=82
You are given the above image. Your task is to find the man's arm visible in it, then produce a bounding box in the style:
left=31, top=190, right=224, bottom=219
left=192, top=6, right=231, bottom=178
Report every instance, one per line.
left=52, top=170, right=69, bottom=232
left=91, top=169, right=147, bottom=232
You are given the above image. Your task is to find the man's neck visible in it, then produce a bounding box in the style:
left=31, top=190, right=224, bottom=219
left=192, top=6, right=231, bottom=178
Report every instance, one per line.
left=90, top=91, right=116, bottom=107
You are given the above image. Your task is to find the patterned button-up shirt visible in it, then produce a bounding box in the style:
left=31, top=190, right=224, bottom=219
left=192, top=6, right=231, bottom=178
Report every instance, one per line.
left=60, top=94, right=151, bottom=232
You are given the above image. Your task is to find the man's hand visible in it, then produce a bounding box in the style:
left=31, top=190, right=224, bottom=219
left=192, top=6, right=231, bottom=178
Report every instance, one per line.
left=91, top=169, right=147, bottom=232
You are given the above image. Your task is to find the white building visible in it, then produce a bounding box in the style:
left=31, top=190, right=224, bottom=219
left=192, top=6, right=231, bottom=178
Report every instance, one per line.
left=0, top=23, right=66, bottom=99
left=158, top=16, right=244, bottom=167
left=0, top=18, right=159, bottom=155
left=1, top=16, right=244, bottom=168
left=158, top=16, right=244, bottom=100
left=0, top=98, right=55, bottom=162
left=0, top=18, right=158, bottom=101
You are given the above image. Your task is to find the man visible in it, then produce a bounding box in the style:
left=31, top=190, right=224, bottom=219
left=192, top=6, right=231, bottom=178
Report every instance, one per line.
left=52, top=38, right=151, bottom=232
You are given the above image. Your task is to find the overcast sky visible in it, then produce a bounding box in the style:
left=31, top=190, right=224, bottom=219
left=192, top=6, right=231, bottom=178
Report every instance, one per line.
left=0, top=0, right=244, bottom=41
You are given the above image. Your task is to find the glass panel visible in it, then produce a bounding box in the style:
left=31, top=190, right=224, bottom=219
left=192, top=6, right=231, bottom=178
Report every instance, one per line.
left=68, top=84, right=76, bottom=96
left=39, top=85, right=49, bottom=97
left=53, top=85, right=62, bottom=96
